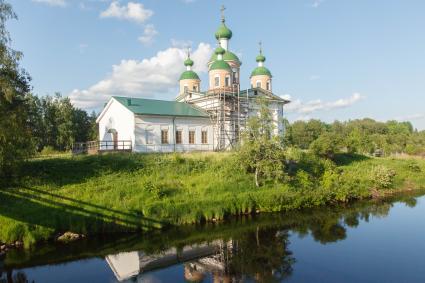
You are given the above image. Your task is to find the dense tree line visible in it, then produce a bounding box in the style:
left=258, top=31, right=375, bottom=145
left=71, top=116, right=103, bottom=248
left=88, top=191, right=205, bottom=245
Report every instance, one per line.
left=0, top=1, right=96, bottom=181
left=284, top=118, right=425, bottom=157
left=0, top=1, right=33, bottom=180
left=26, top=93, right=97, bottom=152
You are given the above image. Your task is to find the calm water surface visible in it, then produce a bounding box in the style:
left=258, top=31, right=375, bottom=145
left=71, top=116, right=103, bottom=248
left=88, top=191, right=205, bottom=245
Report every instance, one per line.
left=1, top=192, right=425, bottom=283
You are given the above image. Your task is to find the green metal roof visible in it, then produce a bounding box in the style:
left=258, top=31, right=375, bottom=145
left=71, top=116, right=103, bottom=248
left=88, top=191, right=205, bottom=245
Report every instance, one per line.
left=209, top=60, right=232, bottom=71
left=214, top=46, right=226, bottom=55
left=209, top=51, right=241, bottom=65
left=179, top=70, right=200, bottom=80
left=256, top=54, right=266, bottom=62
left=184, top=58, right=194, bottom=67
left=113, top=96, right=209, bottom=117
left=250, top=66, right=272, bottom=78
left=215, top=22, right=232, bottom=39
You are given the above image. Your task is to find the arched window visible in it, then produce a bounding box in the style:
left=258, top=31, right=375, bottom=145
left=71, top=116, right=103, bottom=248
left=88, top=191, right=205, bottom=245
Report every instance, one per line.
left=184, top=85, right=188, bottom=93
left=225, top=75, right=230, bottom=87
left=256, top=80, right=261, bottom=88
left=214, top=75, right=220, bottom=88
left=266, top=80, right=271, bottom=91
left=232, top=68, right=238, bottom=84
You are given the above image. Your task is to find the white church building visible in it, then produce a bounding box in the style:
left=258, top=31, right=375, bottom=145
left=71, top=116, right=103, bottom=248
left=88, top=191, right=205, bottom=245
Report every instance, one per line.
left=96, top=7, right=290, bottom=153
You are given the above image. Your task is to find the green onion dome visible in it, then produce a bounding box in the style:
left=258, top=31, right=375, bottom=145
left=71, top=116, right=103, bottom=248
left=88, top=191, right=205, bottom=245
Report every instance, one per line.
left=209, top=51, right=241, bottom=65
left=214, top=46, right=226, bottom=55
left=184, top=57, right=194, bottom=67
left=256, top=54, right=266, bottom=63
left=179, top=70, right=200, bottom=81
left=215, top=22, right=232, bottom=40
left=209, top=60, right=231, bottom=71
left=250, top=66, right=272, bottom=78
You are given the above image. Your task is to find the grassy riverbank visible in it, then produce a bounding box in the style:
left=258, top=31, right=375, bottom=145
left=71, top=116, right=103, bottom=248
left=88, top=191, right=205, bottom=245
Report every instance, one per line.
left=1, top=152, right=425, bottom=247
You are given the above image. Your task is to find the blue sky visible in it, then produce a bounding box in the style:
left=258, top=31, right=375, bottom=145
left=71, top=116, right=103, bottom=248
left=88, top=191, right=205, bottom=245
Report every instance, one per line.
left=7, top=0, right=425, bottom=129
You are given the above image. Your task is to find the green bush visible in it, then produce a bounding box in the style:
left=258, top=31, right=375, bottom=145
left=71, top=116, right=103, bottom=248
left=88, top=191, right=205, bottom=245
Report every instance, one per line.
left=371, top=165, right=396, bottom=189
left=40, top=146, right=62, bottom=156
left=294, top=170, right=314, bottom=190
left=407, top=161, right=421, bottom=172
left=309, top=132, right=340, bottom=159
left=143, top=180, right=167, bottom=199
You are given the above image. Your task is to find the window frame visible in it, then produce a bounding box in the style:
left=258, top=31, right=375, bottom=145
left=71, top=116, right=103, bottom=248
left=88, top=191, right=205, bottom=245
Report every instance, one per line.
left=201, top=130, right=208, bottom=144
left=214, top=75, right=220, bottom=88
left=175, top=130, right=182, bottom=144
left=225, top=75, right=230, bottom=87
left=188, top=130, right=195, bottom=144
left=145, top=128, right=154, bottom=144
left=161, top=129, right=169, bottom=144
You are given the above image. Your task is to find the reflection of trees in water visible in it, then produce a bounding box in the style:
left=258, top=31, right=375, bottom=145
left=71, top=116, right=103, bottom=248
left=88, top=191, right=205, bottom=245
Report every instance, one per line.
left=400, top=196, right=417, bottom=208
left=184, top=227, right=294, bottom=283
left=288, top=200, right=394, bottom=245
left=0, top=270, right=33, bottom=283
left=4, top=193, right=417, bottom=283
left=228, top=227, right=294, bottom=282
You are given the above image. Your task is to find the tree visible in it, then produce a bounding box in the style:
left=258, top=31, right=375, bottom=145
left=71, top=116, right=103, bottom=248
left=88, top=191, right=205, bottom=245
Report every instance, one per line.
left=238, top=97, right=286, bottom=187
left=56, top=96, right=75, bottom=150
left=0, top=1, right=33, bottom=182
left=25, top=93, right=44, bottom=151
left=25, top=93, right=98, bottom=152
left=309, top=132, right=340, bottom=159
left=290, top=119, right=327, bottom=149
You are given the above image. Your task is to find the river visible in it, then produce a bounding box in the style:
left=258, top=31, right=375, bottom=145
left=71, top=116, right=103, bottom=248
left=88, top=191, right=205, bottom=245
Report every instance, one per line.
left=1, top=192, right=425, bottom=283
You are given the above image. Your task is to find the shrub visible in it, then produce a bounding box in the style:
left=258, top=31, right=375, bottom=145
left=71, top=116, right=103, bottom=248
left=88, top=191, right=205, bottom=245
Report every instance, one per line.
left=40, top=146, right=64, bottom=156
left=309, top=132, right=340, bottom=159
left=320, top=169, right=339, bottom=190
left=371, top=165, right=396, bottom=189
left=407, top=161, right=421, bottom=172
left=143, top=180, right=167, bottom=199
left=295, top=170, right=314, bottom=190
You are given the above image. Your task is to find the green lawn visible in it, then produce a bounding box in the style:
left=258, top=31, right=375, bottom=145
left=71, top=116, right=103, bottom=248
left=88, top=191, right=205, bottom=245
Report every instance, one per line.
left=1, top=152, right=424, bottom=246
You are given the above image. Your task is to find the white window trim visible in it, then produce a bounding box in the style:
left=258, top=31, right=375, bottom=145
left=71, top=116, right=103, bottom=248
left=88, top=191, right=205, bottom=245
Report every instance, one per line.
left=145, top=127, right=154, bottom=145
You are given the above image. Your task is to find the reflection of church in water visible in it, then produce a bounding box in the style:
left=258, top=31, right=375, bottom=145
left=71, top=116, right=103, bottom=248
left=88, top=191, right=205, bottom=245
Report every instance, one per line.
left=106, top=240, right=243, bottom=282
left=106, top=226, right=293, bottom=282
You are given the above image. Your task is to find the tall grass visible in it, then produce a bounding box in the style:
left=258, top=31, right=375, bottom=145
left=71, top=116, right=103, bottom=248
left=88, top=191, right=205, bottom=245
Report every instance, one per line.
left=1, top=152, right=424, bottom=247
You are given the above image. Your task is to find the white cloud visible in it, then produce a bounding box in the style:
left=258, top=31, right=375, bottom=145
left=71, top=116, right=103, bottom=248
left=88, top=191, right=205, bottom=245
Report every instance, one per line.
left=170, top=39, right=193, bottom=49
left=32, top=0, right=67, bottom=7
left=309, top=75, right=320, bottom=81
left=100, top=1, right=153, bottom=24
left=69, top=42, right=213, bottom=109
left=395, top=113, right=425, bottom=121
left=284, top=93, right=364, bottom=114
left=312, top=0, right=324, bottom=8
left=138, top=24, right=158, bottom=45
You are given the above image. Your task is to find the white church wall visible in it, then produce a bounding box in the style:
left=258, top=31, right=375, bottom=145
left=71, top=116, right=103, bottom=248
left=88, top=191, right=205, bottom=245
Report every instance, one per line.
left=247, top=99, right=285, bottom=136
left=97, top=98, right=135, bottom=150
left=134, top=115, right=214, bottom=153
